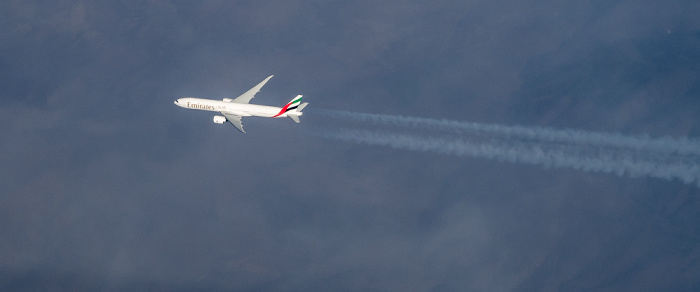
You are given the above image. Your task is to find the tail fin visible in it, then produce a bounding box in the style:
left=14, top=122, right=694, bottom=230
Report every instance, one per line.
left=273, top=95, right=308, bottom=123
left=285, top=95, right=303, bottom=112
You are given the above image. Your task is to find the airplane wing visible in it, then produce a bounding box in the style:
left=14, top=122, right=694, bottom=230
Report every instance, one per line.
left=220, top=112, right=245, bottom=133
left=229, top=75, right=274, bottom=104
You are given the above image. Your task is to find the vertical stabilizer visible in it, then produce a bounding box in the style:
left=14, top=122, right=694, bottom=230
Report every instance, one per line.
left=273, top=95, right=306, bottom=121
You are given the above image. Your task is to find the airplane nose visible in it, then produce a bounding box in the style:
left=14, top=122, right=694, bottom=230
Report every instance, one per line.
left=174, top=100, right=179, bottom=105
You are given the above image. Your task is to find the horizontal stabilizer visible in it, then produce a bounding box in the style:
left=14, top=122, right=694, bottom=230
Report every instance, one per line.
left=297, top=102, right=308, bottom=112
left=289, top=115, right=300, bottom=123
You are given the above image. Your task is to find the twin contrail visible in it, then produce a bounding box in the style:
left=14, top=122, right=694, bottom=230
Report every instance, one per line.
left=316, top=110, right=700, bottom=186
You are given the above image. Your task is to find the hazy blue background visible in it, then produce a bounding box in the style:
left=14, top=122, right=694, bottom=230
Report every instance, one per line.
left=2, top=0, right=700, bottom=291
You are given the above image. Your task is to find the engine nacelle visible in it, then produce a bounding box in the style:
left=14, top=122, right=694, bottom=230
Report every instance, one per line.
left=213, top=115, right=227, bottom=124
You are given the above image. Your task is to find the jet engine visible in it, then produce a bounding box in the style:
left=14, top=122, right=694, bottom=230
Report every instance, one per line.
left=213, top=115, right=227, bottom=124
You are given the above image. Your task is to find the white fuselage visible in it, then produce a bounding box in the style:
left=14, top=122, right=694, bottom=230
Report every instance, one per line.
left=174, top=97, right=290, bottom=118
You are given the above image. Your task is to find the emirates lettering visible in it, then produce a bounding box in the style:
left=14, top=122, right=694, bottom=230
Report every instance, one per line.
left=186, top=102, right=215, bottom=110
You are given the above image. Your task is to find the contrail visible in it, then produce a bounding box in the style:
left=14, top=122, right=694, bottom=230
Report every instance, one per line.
left=318, top=110, right=700, bottom=156
left=315, top=111, right=700, bottom=186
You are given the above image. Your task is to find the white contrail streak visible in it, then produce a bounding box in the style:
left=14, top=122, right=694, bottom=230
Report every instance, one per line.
left=320, top=129, right=700, bottom=186
left=315, top=111, right=700, bottom=186
left=319, top=110, right=700, bottom=156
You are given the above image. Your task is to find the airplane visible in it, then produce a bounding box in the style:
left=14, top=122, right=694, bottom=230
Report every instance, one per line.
left=174, top=75, right=308, bottom=133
